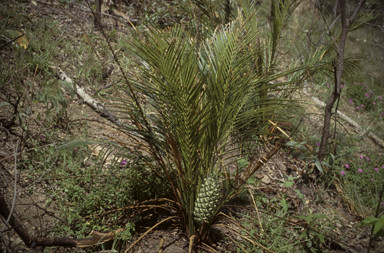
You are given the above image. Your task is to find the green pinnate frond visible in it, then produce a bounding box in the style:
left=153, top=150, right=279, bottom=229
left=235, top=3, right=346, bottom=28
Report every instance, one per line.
left=349, top=12, right=376, bottom=32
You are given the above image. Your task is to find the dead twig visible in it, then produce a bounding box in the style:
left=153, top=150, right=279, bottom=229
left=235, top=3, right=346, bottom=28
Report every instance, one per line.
left=33, top=203, right=68, bottom=224
left=124, top=216, right=178, bottom=253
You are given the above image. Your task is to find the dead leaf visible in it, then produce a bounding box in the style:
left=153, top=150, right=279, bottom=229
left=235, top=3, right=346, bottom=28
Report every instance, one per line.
left=77, top=228, right=123, bottom=248
left=5, top=30, right=29, bottom=49
left=255, top=174, right=264, bottom=180
left=0, top=151, right=12, bottom=163
left=83, top=32, right=92, bottom=47
left=15, top=31, right=28, bottom=49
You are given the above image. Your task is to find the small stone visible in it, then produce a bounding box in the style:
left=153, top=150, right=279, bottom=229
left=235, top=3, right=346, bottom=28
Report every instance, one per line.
left=13, top=237, right=23, bottom=245
left=262, top=175, right=271, bottom=184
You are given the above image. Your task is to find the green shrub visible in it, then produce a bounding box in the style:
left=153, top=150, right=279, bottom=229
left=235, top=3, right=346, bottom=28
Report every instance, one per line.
left=346, top=82, right=375, bottom=111
left=337, top=151, right=384, bottom=217
left=35, top=144, right=169, bottom=239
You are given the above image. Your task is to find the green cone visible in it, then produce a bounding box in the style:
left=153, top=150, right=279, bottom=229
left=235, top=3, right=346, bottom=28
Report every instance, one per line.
left=193, top=176, right=221, bottom=223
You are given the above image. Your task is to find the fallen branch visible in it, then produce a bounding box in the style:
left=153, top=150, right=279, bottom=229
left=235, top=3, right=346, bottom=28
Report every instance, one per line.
left=73, top=4, right=140, bottom=27
left=52, top=66, right=122, bottom=126
left=302, top=89, right=384, bottom=148
left=52, top=66, right=145, bottom=143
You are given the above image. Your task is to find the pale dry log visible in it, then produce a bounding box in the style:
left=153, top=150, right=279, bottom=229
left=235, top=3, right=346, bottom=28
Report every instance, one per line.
left=52, top=66, right=122, bottom=126
left=302, top=88, right=384, bottom=148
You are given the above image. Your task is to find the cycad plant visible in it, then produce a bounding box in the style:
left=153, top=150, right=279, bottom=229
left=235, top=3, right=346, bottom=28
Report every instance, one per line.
left=108, top=20, right=278, bottom=243
left=66, top=0, right=325, bottom=249
left=112, top=17, right=304, bottom=243
left=118, top=22, right=267, bottom=239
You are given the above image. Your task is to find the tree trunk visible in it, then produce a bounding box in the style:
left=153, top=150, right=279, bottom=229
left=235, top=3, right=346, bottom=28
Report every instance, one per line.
left=94, top=0, right=102, bottom=30
left=317, top=0, right=366, bottom=168
left=225, top=0, right=231, bottom=24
